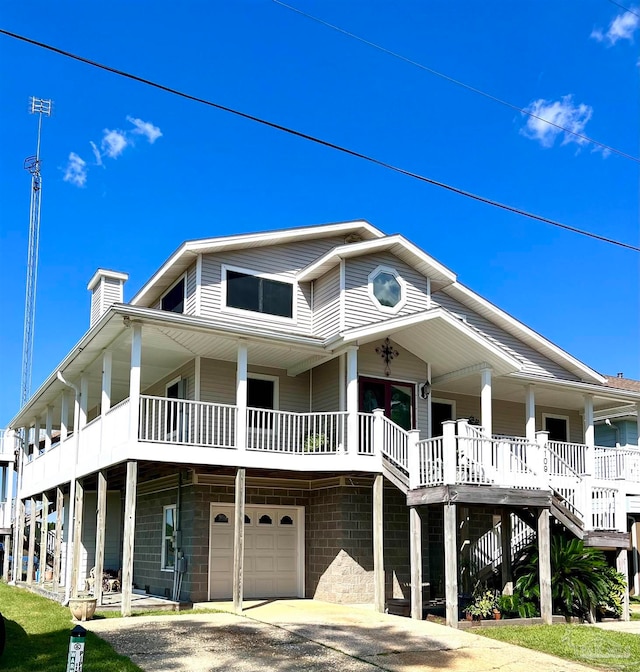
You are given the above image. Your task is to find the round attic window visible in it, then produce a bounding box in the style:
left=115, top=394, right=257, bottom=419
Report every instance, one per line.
left=368, top=266, right=406, bottom=313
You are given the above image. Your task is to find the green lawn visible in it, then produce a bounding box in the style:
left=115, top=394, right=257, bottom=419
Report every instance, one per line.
left=0, top=582, right=142, bottom=672
left=474, top=624, right=640, bottom=672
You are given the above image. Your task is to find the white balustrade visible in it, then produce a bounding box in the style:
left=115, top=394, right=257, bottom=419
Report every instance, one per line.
left=595, top=446, right=640, bottom=482
left=358, top=413, right=375, bottom=455
left=246, top=408, right=346, bottom=453
left=415, top=437, right=444, bottom=486
left=591, top=486, right=617, bottom=530
left=547, top=441, right=587, bottom=475
left=379, top=416, right=409, bottom=471
left=139, top=396, right=237, bottom=448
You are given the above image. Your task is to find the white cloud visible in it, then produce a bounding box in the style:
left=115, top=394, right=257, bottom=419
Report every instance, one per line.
left=63, top=152, right=87, bottom=187
left=101, top=129, right=129, bottom=159
left=90, top=141, right=103, bottom=166
left=591, top=9, right=639, bottom=45
left=127, top=116, right=162, bottom=143
left=64, top=115, right=162, bottom=187
left=520, top=95, right=593, bottom=148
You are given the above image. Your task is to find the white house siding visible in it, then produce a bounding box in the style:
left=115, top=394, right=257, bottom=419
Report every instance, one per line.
left=200, top=237, right=347, bottom=335
left=90, top=287, right=101, bottom=327
left=185, top=262, right=197, bottom=315
left=312, top=266, right=341, bottom=337
left=311, top=358, right=341, bottom=412
left=143, top=360, right=196, bottom=399
left=343, top=252, right=429, bottom=331
left=103, top=277, right=123, bottom=309
left=432, top=290, right=579, bottom=381
left=198, top=358, right=310, bottom=412
left=358, top=339, right=428, bottom=437
left=537, top=405, right=584, bottom=444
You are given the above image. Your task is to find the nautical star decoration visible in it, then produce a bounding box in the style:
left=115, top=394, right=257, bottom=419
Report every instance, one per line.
left=375, top=337, right=399, bottom=377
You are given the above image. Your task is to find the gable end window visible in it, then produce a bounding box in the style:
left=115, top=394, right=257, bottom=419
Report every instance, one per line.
left=224, top=267, right=293, bottom=319
left=368, top=265, right=406, bottom=314
left=161, top=277, right=185, bottom=314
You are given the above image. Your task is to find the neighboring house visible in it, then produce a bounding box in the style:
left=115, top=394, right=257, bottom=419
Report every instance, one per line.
left=4, top=220, right=640, bottom=626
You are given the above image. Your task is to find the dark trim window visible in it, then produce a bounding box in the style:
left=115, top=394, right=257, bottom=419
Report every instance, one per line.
left=225, top=269, right=293, bottom=318
left=161, top=277, right=185, bottom=314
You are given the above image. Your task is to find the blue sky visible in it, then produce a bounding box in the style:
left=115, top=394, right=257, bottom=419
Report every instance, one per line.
left=0, top=0, right=638, bottom=425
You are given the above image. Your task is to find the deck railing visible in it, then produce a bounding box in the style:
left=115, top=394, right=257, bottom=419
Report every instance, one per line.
left=415, top=436, right=444, bottom=486
left=547, top=441, right=587, bottom=476
left=358, top=413, right=375, bottom=455
left=139, top=396, right=237, bottom=448
left=595, top=445, right=640, bottom=482
left=380, top=415, right=408, bottom=472
left=246, top=408, right=346, bottom=453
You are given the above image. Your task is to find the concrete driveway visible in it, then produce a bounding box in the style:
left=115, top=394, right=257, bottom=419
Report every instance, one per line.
left=86, top=599, right=600, bottom=672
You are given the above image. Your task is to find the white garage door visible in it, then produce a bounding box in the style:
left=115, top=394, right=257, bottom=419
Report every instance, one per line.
left=208, top=504, right=303, bottom=600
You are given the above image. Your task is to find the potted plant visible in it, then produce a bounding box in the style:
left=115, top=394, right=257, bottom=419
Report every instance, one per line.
left=467, top=589, right=497, bottom=620
left=68, top=593, right=98, bottom=621
left=304, top=433, right=327, bottom=453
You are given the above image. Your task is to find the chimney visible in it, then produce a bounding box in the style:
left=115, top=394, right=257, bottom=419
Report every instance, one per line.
left=87, top=269, right=129, bottom=328
left=617, top=372, right=624, bottom=378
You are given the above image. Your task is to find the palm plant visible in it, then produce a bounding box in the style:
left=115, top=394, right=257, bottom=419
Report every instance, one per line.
left=514, top=535, right=609, bottom=621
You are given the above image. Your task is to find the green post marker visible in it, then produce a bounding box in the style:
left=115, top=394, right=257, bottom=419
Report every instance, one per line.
left=66, top=625, right=87, bottom=672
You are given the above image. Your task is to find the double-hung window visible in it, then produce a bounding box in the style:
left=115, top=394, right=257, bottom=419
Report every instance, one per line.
left=162, top=505, right=176, bottom=571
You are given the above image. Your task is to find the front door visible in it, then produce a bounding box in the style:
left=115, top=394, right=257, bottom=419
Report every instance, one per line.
left=359, top=377, right=415, bottom=430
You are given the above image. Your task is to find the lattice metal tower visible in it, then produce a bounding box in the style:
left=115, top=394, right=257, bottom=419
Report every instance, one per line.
left=20, top=97, right=52, bottom=407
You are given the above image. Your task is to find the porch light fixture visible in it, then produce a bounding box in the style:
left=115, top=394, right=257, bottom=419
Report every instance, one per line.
left=419, top=382, right=431, bottom=399
left=375, top=337, right=399, bottom=377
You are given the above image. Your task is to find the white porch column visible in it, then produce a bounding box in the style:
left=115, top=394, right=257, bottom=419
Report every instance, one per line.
left=102, top=350, right=113, bottom=414
left=79, top=375, right=89, bottom=432
left=584, top=395, right=595, bottom=489
left=525, top=385, right=536, bottom=443
left=45, top=406, right=53, bottom=452
left=60, top=391, right=70, bottom=442
left=236, top=340, right=248, bottom=452
left=480, top=367, right=492, bottom=437
left=34, top=417, right=41, bottom=456
left=121, top=461, right=138, bottom=616
left=346, top=346, right=358, bottom=454
left=538, top=508, right=552, bottom=625
left=39, top=491, right=49, bottom=584
left=409, top=506, right=423, bottom=620
left=444, top=502, right=458, bottom=628
left=617, top=547, right=630, bottom=621
left=129, top=323, right=142, bottom=440
left=338, top=354, right=346, bottom=412
left=233, top=467, right=246, bottom=613
left=584, top=394, right=595, bottom=448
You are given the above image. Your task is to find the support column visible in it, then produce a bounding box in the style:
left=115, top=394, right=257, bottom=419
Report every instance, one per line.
left=236, top=341, right=248, bottom=451
left=71, top=479, right=84, bottom=598
left=53, top=486, right=63, bottom=588
left=26, top=496, right=37, bottom=584
left=14, top=498, right=25, bottom=583
left=584, top=394, right=595, bottom=449
left=101, top=350, right=113, bottom=415
left=233, top=467, right=246, bottom=613
left=338, top=354, right=346, bottom=412
left=59, top=392, right=68, bottom=442
left=45, top=407, right=53, bottom=452
left=3, top=460, right=14, bottom=580
left=129, top=324, right=142, bottom=441
left=121, top=461, right=138, bottom=616
left=444, top=502, right=458, bottom=628
left=346, top=347, right=358, bottom=454
left=525, top=385, right=536, bottom=443
left=616, top=547, right=630, bottom=621
left=480, top=368, right=492, bottom=437
left=538, top=508, right=552, bottom=624
left=79, top=376, right=89, bottom=432
left=373, top=474, right=385, bottom=613
left=39, top=492, right=49, bottom=584
left=500, top=508, right=513, bottom=595
left=34, top=417, right=41, bottom=456
left=94, top=470, right=107, bottom=606
left=409, top=506, right=423, bottom=620
left=2, top=534, right=10, bottom=581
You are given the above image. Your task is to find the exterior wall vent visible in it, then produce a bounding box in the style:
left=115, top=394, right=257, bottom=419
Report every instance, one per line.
left=87, top=269, right=129, bottom=328
left=344, top=233, right=363, bottom=244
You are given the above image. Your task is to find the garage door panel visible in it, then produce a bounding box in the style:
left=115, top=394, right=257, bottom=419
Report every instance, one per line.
left=209, top=504, right=301, bottom=600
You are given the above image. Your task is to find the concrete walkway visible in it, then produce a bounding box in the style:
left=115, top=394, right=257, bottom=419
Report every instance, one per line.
left=85, top=599, right=604, bottom=672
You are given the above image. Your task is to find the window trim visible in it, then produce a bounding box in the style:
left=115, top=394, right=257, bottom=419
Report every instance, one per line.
left=161, top=504, right=177, bottom=572
left=367, top=265, right=407, bottom=314
left=542, top=413, right=571, bottom=443
left=221, top=263, right=297, bottom=323
left=160, top=273, right=187, bottom=314
left=247, top=373, right=280, bottom=410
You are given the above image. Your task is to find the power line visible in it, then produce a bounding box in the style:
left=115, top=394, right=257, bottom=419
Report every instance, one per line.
left=273, top=0, right=640, bottom=165
left=606, top=0, right=640, bottom=19
left=1, top=27, right=638, bottom=254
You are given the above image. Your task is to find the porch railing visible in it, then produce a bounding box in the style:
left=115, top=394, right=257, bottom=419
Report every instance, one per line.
left=246, top=408, right=346, bottom=453
left=547, top=441, right=586, bottom=476
left=139, top=395, right=237, bottom=448
left=415, top=436, right=444, bottom=486
left=358, top=413, right=374, bottom=455
left=595, top=445, right=640, bottom=482
left=380, top=415, right=408, bottom=472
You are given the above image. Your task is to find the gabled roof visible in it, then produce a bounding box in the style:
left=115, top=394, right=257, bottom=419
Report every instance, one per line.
left=297, top=234, right=457, bottom=291
left=131, top=220, right=384, bottom=307
left=441, top=282, right=606, bottom=385
left=603, top=375, right=640, bottom=393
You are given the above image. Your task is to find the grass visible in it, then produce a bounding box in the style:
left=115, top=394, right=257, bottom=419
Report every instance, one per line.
left=0, top=582, right=142, bottom=672
left=94, top=607, right=223, bottom=619
left=474, top=624, right=640, bottom=672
